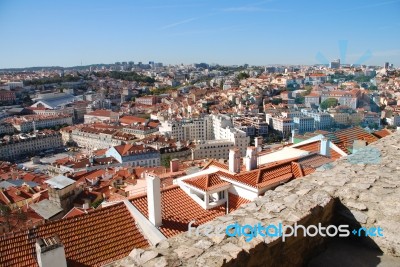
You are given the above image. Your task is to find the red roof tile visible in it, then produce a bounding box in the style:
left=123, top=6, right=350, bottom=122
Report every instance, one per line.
left=295, top=140, right=343, bottom=160
left=0, top=202, right=149, bottom=267
left=131, top=186, right=249, bottom=238
left=184, top=173, right=230, bottom=192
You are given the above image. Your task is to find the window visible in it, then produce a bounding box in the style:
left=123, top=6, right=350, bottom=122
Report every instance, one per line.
left=218, top=190, right=225, bottom=200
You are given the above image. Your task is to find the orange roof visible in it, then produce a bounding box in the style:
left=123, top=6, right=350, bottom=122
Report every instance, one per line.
left=326, top=126, right=379, bottom=152
left=86, top=109, right=116, bottom=117
left=131, top=186, right=249, bottom=238
left=0, top=202, right=149, bottom=267
left=295, top=140, right=344, bottom=160
left=372, top=129, right=392, bottom=139
left=184, top=173, right=230, bottom=192
left=119, top=115, right=146, bottom=125
left=114, top=144, right=156, bottom=156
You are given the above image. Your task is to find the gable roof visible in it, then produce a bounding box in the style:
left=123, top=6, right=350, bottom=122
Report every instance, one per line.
left=183, top=173, right=230, bottom=192
left=131, top=185, right=249, bottom=238
left=0, top=202, right=149, bottom=267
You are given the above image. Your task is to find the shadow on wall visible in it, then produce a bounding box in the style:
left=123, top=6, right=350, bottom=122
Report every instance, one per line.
left=221, top=199, right=392, bottom=267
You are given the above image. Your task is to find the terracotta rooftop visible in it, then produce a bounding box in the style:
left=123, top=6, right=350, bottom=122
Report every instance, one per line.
left=131, top=185, right=249, bottom=238
left=183, top=173, right=230, bottom=192
left=294, top=140, right=344, bottom=160
left=114, top=144, right=157, bottom=156
left=0, top=202, right=149, bottom=267
left=372, top=129, right=392, bottom=139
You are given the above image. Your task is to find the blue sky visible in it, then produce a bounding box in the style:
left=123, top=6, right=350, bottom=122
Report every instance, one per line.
left=0, top=0, right=399, bottom=68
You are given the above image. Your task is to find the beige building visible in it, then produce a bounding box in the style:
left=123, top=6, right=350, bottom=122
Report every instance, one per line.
left=5, top=114, right=73, bottom=133
left=0, top=130, right=63, bottom=160
left=191, top=139, right=235, bottom=160
left=61, top=125, right=135, bottom=151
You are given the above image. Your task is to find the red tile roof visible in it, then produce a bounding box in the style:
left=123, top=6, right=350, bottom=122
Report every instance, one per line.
left=372, top=129, right=392, bottom=139
left=295, top=140, right=343, bottom=160
left=131, top=186, right=249, bottom=238
left=184, top=173, right=230, bottom=192
left=0, top=202, right=149, bottom=267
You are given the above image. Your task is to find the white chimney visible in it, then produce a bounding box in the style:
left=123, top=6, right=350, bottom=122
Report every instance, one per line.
left=229, top=148, right=241, bottom=173
left=245, top=147, right=257, bottom=171
left=320, top=138, right=330, bottom=157
left=146, top=172, right=162, bottom=227
left=35, top=236, right=67, bottom=267
left=254, top=136, right=263, bottom=152
left=291, top=129, right=298, bottom=143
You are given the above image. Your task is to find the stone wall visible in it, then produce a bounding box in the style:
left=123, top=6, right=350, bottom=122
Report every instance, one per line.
left=111, top=132, right=400, bottom=267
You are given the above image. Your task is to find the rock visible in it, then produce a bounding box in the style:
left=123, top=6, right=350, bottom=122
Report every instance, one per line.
left=143, top=256, right=168, bottom=267
left=265, top=203, right=286, bottom=213
left=221, top=242, right=242, bottom=258
left=218, top=216, right=233, bottom=222
left=174, top=245, right=204, bottom=259
left=156, top=240, right=170, bottom=249
left=129, top=248, right=144, bottom=263
left=346, top=201, right=368, bottom=211
left=296, top=188, right=311, bottom=196
left=283, top=194, right=299, bottom=203
left=350, top=210, right=368, bottom=224
left=194, top=240, right=213, bottom=250
left=139, top=251, right=158, bottom=264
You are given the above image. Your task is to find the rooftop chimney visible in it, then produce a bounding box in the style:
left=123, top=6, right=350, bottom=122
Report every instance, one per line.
left=254, top=136, right=263, bottom=153
left=245, top=147, right=257, bottom=171
left=170, top=158, right=179, bottom=173
left=229, top=148, right=241, bottom=173
left=291, top=129, right=298, bottom=144
left=35, top=236, right=67, bottom=267
left=146, top=172, right=162, bottom=227
left=320, top=138, right=330, bottom=157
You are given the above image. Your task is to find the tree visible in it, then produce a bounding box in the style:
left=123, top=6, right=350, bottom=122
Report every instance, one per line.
left=237, top=72, right=250, bottom=80
left=161, top=155, right=172, bottom=168
left=320, top=98, right=338, bottom=110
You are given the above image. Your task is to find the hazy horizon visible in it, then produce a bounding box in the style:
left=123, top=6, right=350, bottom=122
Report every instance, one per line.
left=1, top=0, right=399, bottom=68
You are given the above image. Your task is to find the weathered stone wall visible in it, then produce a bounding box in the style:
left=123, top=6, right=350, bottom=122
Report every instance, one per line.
left=111, top=132, right=400, bottom=267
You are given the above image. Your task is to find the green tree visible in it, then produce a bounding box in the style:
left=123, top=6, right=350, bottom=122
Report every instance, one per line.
left=161, top=155, right=172, bottom=168
left=237, top=72, right=250, bottom=80
left=320, top=98, right=338, bottom=110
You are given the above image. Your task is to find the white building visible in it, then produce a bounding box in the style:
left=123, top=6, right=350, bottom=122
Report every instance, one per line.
left=159, top=116, right=214, bottom=141
left=191, top=139, right=234, bottom=160
left=293, top=116, right=315, bottom=134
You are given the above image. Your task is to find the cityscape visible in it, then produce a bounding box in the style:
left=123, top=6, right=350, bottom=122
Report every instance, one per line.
left=0, top=1, right=400, bottom=267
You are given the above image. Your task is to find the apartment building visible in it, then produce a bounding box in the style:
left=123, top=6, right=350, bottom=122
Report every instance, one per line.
left=232, top=115, right=268, bottom=136
left=304, top=93, right=320, bottom=107
left=0, top=90, right=16, bottom=104
left=106, top=144, right=160, bottom=167
left=293, top=116, right=315, bottom=134
left=135, top=96, right=157, bottom=106
left=0, top=122, right=15, bottom=135
left=191, top=139, right=234, bottom=160
left=84, top=109, right=119, bottom=124
left=0, top=130, right=63, bottom=160
left=269, top=117, right=294, bottom=138
left=5, top=114, right=73, bottom=132
left=320, top=89, right=361, bottom=109
left=386, top=113, right=400, bottom=126
left=61, top=125, right=135, bottom=151
left=159, top=116, right=214, bottom=141
left=301, top=110, right=332, bottom=130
